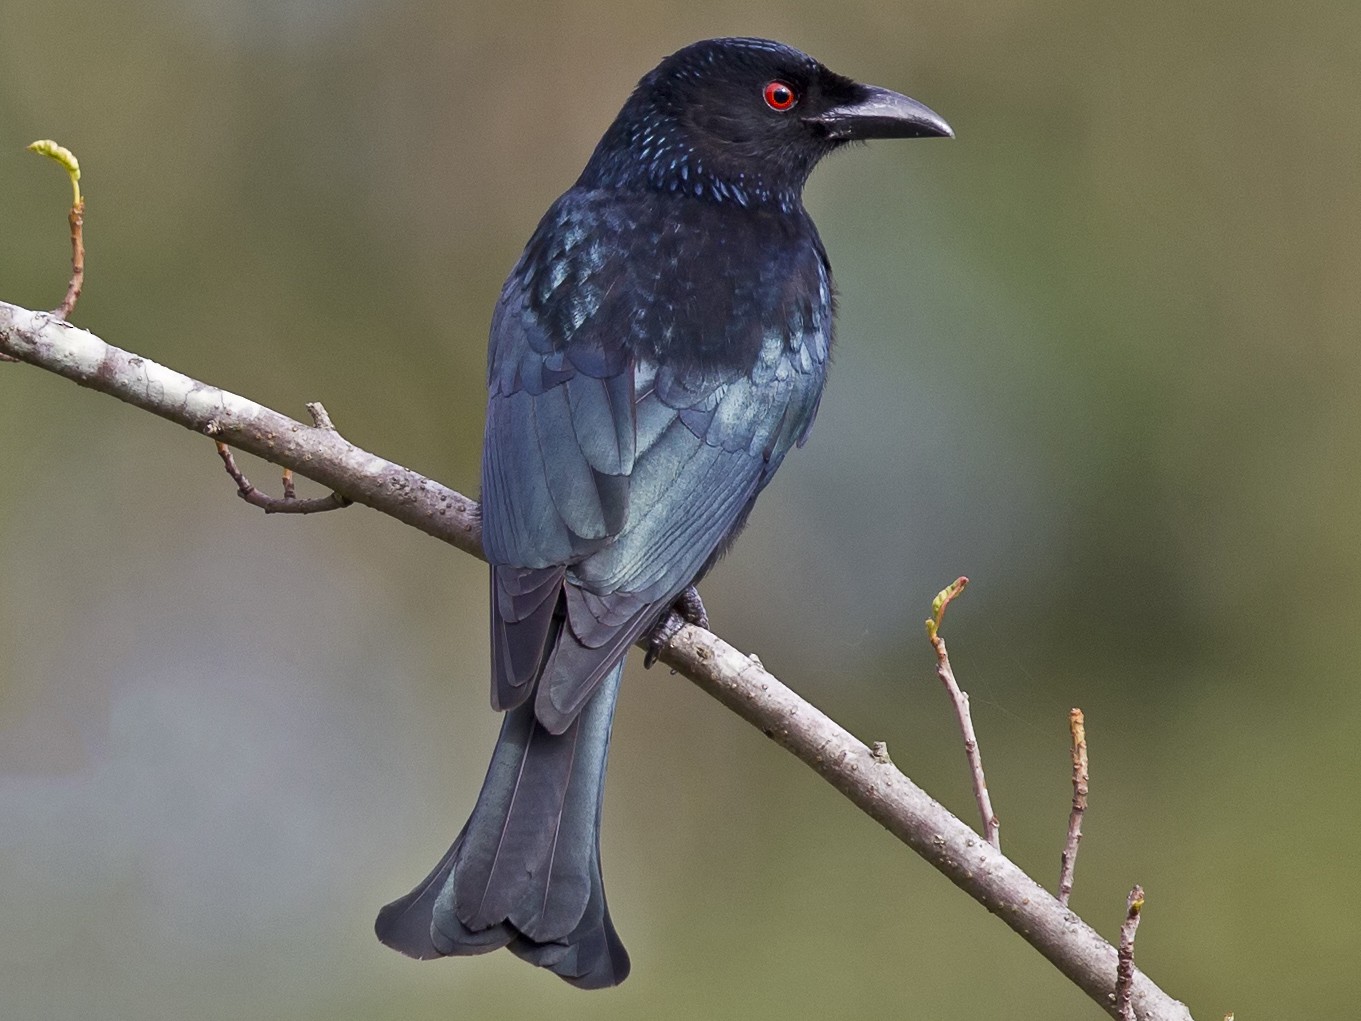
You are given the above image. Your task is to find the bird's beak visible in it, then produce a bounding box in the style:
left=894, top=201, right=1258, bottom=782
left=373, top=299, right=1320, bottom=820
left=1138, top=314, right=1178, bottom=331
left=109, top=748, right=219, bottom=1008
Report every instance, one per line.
left=806, top=85, right=953, bottom=141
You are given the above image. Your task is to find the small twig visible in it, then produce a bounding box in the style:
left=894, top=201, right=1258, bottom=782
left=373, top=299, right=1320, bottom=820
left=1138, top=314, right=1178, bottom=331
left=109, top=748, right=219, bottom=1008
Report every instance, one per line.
left=1116, top=885, right=1145, bottom=1021
left=1059, top=707, right=1089, bottom=907
left=214, top=440, right=351, bottom=514
left=58, top=198, right=86, bottom=319
left=306, top=401, right=339, bottom=431
left=27, top=140, right=85, bottom=321
left=924, top=577, right=999, bottom=849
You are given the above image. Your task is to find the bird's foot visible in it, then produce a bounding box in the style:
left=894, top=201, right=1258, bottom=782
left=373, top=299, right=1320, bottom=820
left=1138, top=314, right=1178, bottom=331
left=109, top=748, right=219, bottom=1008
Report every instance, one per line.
left=643, top=585, right=709, bottom=669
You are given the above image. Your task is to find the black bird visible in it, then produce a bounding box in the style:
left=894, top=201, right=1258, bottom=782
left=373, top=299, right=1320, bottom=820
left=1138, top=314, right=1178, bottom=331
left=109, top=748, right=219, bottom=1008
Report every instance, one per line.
left=376, top=36, right=951, bottom=988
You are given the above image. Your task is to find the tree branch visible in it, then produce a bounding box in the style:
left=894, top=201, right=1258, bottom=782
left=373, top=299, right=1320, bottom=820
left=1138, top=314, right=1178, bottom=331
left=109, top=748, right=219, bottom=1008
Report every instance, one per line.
left=215, top=440, right=353, bottom=514
left=1060, top=707, right=1090, bottom=907
left=926, top=577, right=1000, bottom=850
left=0, top=303, right=481, bottom=555
left=1118, top=886, right=1147, bottom=1021
left=0, top=300, right=1194, bottom=1021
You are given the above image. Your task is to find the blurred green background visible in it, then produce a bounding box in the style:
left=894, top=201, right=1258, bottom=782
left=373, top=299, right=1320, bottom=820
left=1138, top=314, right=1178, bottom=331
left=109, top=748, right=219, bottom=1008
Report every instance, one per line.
left=2, top=1, right=1356, bottom=1018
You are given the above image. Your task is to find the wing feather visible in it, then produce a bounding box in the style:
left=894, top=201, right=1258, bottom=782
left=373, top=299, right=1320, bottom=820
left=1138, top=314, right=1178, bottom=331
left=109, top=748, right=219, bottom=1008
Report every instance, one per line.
left=481, top=191, right=830, bottom=731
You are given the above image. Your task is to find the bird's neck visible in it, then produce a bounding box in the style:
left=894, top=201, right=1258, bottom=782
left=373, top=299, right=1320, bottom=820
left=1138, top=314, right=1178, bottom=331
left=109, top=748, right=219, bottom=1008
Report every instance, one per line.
left=576, top=114, right=806, bottom=214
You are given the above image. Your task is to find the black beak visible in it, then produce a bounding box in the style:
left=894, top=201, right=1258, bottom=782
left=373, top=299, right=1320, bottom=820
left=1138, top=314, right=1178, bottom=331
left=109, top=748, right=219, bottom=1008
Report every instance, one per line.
left=806, top=85, right=953, bottom=141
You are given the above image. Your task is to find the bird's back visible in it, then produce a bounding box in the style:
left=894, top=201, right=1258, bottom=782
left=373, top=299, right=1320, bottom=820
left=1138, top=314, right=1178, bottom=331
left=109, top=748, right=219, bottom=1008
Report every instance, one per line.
left=482, top=184, right=833, bottom=728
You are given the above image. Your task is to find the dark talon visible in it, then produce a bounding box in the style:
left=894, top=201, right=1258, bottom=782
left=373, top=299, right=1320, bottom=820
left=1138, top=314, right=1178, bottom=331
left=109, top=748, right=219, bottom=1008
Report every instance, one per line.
left=643, top=585, right=708, bottom=668
left=674, top=585, right=709, bottom=630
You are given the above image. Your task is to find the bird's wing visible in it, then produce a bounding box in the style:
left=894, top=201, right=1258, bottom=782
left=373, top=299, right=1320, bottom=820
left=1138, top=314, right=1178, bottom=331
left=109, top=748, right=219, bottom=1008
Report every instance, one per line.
left=482, top=193, right=830, bottom=729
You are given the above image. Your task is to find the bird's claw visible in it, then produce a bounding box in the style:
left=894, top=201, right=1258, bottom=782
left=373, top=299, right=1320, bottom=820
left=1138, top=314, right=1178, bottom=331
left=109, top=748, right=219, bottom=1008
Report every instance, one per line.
left=643, top=585, right=709, bottom=668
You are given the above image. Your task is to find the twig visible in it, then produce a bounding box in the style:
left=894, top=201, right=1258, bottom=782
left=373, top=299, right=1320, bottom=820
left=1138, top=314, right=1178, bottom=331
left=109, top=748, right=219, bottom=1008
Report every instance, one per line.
left=214, top=440, right=351, bottom=514
left=1059, top=707, right=1089, bottom=907
left=1116, top=885, right=1145, bottom=1021
left=210, top=399, right=352, bottom=513
left=58, top=198, right=86, bottom=319
left=925, top=577, right=999, bottom=849
left=26, top=141, right=85, bottom=320
left=275, top=402, right=341, bottom=501
left=306, top=400, right=339, bottom=431
left=0, top=301, right=1194, bottom=1021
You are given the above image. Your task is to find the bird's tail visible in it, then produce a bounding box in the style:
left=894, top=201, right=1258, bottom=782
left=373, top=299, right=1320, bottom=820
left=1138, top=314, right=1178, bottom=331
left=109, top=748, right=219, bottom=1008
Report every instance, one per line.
left=375, top=662, right=630, bottom=989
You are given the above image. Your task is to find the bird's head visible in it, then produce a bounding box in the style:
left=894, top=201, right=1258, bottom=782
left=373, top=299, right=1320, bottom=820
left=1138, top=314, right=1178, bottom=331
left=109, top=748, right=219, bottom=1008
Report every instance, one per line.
left=579, top=37, right=952, bottom=208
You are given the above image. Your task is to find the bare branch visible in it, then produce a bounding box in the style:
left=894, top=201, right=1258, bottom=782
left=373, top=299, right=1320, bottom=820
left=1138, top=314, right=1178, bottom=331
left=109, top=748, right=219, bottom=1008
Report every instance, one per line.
left=1117, top=886, right=1146, bottom=1020
left=0, top=303, right=482, bottom=556
left=56, top=197, right=86, bottom=320
left=1059, top=707, right=1090, bottom=907
left=0, top=300, right=1194, bottom=1021
left=26, top=140, right=85, bottom=320
left=214, top=441, right=352, bottom=514
left=306, top=400, right=339, bottom=432
left=925, top=577, right=1000, bottom=849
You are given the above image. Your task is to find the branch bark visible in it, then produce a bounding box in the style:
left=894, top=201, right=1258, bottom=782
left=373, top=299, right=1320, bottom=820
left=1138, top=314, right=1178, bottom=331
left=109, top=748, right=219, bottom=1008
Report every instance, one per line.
left=1060, top=707, right=1090, bottom=907
left=0, top=300, right=1195, bottom=1021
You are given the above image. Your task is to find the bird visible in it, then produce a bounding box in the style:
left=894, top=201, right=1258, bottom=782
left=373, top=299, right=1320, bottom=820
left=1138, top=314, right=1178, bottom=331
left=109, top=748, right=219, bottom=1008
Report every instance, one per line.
left=375, top=36, right=951, bottom=988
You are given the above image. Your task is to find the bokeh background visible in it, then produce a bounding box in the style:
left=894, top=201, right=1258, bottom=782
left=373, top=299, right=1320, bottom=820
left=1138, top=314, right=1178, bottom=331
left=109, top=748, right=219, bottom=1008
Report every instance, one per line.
left=2, top=2, right=1356, bottom=1018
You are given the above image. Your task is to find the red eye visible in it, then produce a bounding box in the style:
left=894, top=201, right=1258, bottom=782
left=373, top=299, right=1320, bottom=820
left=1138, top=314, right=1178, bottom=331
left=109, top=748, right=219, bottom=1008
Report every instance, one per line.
left=763, top=80, right=797, bottom=111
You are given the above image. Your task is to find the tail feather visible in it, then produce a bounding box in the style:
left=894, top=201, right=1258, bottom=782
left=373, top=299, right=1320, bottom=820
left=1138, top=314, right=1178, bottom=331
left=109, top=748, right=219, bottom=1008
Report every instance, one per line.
left=376, top=663, right=629, bottom=988
left=491, top=565, right=566, bottom=712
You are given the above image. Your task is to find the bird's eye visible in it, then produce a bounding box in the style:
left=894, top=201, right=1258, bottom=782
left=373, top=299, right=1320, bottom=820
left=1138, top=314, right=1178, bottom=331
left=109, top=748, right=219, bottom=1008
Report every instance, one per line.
left=762, top=80, right=798, bottom=112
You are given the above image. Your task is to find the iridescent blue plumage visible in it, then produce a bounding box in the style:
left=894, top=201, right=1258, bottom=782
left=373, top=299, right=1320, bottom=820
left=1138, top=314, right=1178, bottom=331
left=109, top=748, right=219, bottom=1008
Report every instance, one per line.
left=376, top=35, right=950, bottom=988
